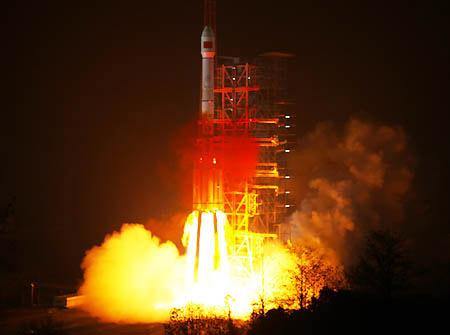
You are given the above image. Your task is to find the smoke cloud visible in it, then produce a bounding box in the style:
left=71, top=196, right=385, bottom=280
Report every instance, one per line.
left=79, top=224, right=186, bottom=323
left=289, top=118, right=414, bottom=266
left=78, top=222, right=305, bottom=322
left=78, top=118, right=414, bottom=321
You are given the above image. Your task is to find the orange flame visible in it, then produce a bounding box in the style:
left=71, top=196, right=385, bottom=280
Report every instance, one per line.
left=78, top=212, right=333, bottom=322
left=78, top=224, right=186, bottom=322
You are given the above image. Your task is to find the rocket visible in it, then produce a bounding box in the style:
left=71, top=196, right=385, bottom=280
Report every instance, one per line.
left=193, top=25, right=223, bottom=211
left=188, top=24, right=226, bottom=280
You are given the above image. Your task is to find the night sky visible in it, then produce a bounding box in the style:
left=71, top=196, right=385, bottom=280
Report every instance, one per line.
left=2, top=1, right=449, bottom=285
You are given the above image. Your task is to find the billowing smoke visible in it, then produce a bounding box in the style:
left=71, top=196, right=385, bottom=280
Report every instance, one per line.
left=289, top=118, right=414, bottom=266
left=77, top=118, right=414, bottom=321
left=78, top=222, right=305, bottom=322
left=79, top=224, right=186, bottom=323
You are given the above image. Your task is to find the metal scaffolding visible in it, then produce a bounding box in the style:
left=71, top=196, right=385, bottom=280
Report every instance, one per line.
left=255, top=52, right=296, bottom=241
left=212, top=53, right=295, bottom=275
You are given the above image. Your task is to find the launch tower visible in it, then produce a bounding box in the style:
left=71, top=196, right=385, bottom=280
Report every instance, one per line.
left=194, top=0, right=296, bottom=277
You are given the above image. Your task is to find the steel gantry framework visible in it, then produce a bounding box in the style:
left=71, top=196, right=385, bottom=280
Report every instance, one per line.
left=198, top=0, right=295, bottom=277
left=212, top=54, right=295, bottom=276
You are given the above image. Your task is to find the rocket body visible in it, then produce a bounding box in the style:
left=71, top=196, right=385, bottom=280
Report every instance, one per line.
left=193, top=26, right=223, bottom=211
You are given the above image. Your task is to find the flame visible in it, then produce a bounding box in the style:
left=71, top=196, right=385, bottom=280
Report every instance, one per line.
left=78, top=211, right=332, bottom=322
left=182, top=210, right=230, bottom=305
left=78, top=224, right=186, bottom=322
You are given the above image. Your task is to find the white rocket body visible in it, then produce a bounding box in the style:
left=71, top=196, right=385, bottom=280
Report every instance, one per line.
left=193, top=25, right=222, bottom=211
left=201, top=26, right=216, bottom=121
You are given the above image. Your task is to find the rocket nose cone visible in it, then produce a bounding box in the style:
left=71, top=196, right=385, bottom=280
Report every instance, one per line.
left=201, top=25, right=215, bottom=56
left=201, top=26, right=214, bottom=39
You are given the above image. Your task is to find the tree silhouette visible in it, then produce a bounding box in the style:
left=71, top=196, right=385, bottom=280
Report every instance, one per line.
left=348, top=229, right=410, bottom=301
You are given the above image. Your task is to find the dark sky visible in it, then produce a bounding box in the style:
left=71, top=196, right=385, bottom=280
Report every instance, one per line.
left=2, top=1, right=449, bottom=284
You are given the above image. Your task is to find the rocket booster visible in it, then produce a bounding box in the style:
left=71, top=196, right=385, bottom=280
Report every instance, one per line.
left=201, top=26, right=216, bottom=123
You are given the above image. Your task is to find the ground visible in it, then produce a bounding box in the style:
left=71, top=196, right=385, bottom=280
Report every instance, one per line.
left=0, top=308, right=164, bottom=335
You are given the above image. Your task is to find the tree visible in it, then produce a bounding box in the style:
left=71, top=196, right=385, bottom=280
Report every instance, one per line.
left=289, top=244, right=345, bottom=309
left=348, top=229, right=410, bottom=301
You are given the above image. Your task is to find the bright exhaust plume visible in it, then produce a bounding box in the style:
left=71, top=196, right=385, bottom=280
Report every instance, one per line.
left=78, top=213, right=301, bottom=322
left=79, top=224, right=186, bottom=322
